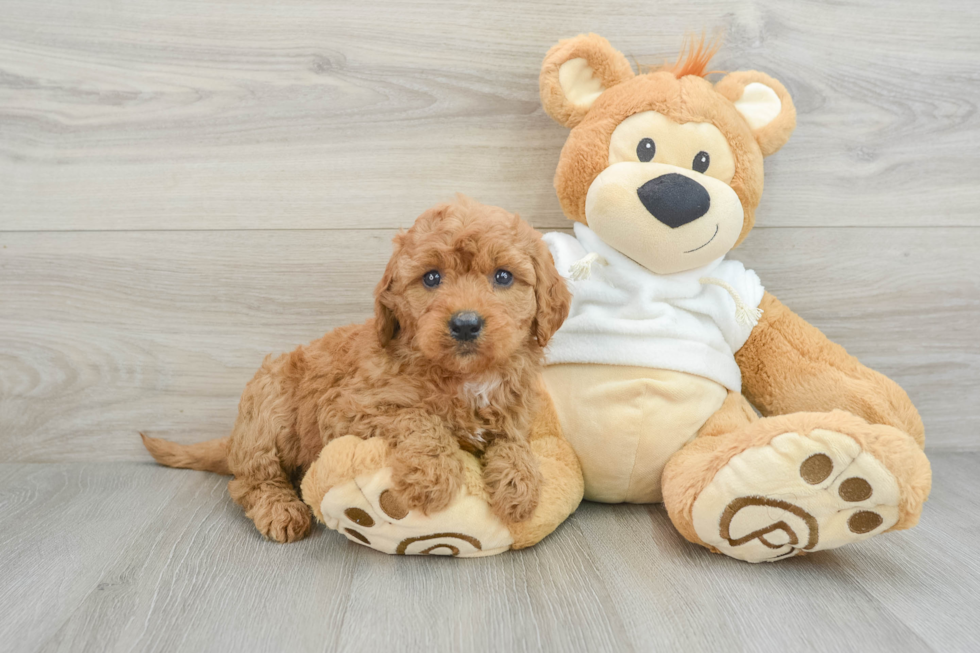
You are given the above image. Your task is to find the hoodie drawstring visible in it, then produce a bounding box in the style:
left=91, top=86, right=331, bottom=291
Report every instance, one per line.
left=699, top=277, right=763, bottom=326
left=569, top=252, right=608, bottom=280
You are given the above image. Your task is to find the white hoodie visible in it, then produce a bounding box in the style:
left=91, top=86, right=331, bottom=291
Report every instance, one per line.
left=543, top=223, right=765, bottom=393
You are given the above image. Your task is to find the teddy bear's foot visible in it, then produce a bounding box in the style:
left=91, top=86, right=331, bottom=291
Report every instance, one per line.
left=299, top=397, right=584, bottom=557
left=693, top=429, right=901, bottom=562
left=320, top=465, right=514, bottom=557
left=664, top=412, right=931, bottom=563
left=300, top=436, right=515, bottom=557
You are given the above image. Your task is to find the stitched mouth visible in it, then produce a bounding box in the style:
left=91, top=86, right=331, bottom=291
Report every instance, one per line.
left=684, top=224, right=719, bottom=254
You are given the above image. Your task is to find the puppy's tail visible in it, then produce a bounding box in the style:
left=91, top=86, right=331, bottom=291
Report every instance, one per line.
left=140, top=433, right=232, bottom=476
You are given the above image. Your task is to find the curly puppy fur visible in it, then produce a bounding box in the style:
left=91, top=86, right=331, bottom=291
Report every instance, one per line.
left=142, top=196, right=571, bottom=543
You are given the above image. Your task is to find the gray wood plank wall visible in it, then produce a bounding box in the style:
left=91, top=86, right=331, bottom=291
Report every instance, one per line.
left=2, top=0, right=977, bottom=459
left=3, top=2, right=979, bottom=652
left=0, top=0, right=980, bottom=462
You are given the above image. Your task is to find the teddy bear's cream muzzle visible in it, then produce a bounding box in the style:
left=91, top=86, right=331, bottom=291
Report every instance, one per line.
left=584, top=162, right=744, bottom=274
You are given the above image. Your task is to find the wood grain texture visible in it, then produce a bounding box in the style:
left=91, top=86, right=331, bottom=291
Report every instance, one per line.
left=1, top=226, right=976, bottom=461
left=2, top=1, right=977, bottom=651
left=1, top=453, right=976, bottom=653
left=1, top=0, right=978, bottom=231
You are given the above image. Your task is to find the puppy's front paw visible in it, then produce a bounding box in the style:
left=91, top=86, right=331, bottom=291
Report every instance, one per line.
left=390, top=452, right=464, bottom=515
left=485, top=453, right=541, bottom=524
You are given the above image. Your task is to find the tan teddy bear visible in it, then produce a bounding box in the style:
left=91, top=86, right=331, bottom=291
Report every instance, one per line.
left=537, top=34, right=932, bottom=562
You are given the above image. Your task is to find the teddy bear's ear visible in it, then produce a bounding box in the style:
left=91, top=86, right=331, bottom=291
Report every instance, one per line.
left=715, top=71, right=796, bottom=156
left=540, top=33, right=635, bottom=128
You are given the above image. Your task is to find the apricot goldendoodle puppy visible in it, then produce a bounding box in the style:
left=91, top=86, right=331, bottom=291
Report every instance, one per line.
left=142, top=197, right=572, bottom=543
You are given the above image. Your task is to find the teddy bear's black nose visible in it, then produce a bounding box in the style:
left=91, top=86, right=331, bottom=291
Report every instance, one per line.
left=449, top=311, right=484, bottom=342
left=636, top=173, right=711, bottom=228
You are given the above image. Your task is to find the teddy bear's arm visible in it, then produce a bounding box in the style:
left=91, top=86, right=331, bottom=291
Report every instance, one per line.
left=735, top=292, right=925, bottom=447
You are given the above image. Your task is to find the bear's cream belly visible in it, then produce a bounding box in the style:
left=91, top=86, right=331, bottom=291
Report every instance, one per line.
left=543, top=364, right=728, bottom=503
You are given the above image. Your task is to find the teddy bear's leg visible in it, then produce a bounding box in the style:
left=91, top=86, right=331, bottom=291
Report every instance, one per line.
left=301, top=435, right=515, bottom=556
left=298, top=389, right=583, bottom=556
left=737, top=292, right=926, bottom=447
left=662, top=397, right=931, bottom=563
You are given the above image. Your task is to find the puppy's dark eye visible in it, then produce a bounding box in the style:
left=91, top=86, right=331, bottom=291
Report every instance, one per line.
left=493, top=269, right=514, bottom=287
left=637, top=138, right=656, bottom=163
left=693, top=151, right=710, bottom=173
left=422, top=270, right=441, bottom=288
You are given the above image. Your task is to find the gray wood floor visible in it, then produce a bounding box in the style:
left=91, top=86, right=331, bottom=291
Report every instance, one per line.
left=0, top=454, right=976, bottom=653
left=2, top=0, right=979, bottom=651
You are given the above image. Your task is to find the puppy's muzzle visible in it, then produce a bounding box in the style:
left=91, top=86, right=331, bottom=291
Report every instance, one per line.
left=449, top=311, right=484, bottom=342
left=636, top=173, right=711, bottom=228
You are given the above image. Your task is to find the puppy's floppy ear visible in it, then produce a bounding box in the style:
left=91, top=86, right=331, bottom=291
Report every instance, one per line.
left=540, top=33, right=635, bottom=128
left=715, top=71, right=796, bottom=156
left=530, top=234, right=571, bottom=347
left=374, top=238, right=402, bottom=347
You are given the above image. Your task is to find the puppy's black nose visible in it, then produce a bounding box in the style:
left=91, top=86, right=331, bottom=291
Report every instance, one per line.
left=449, top=311, right=484, bottom=342
left=637, top=173, right=711, bottom=228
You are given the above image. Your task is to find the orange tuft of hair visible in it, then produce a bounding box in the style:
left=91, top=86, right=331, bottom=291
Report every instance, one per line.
left=661, top=33, right=723, bottom=78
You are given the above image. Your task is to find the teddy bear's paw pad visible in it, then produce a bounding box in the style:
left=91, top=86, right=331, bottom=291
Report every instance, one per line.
left=319, top=466, right=515, bottom=558
left=691, top=429, right=901, bottom=563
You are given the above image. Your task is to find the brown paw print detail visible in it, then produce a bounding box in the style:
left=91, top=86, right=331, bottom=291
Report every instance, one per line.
left=342, top=492, right=410, bottom=546
left=396, top=533, right=483, bottom=556
left=694, top=429, right=905, bottom=562
left=379, top=489, right=407, bottom=520
left=800, top=453, right=833, bottom=484
left=344, top=508, right=374, bottom=527
left=848, top=511, right=883, bottom=533
left=342, top=508, right=375, bottom=544
left=720, top=453, right=885, bottom=554
left=345, top=528, right=370, bottom=544
left=720, top=496, right=819, bottom=552
left=799, top=453, right=880, bottom=534
left=338, top=496, right=484, bottom=556
left=839, top=477, right=873, bottom=502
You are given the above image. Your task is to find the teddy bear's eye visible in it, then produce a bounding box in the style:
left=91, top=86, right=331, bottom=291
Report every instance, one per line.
left=422, top=270, right=441, bottom=288
left=636, top=138, right=656, bottom=163
left=693, top=151, right=710, bottom=173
